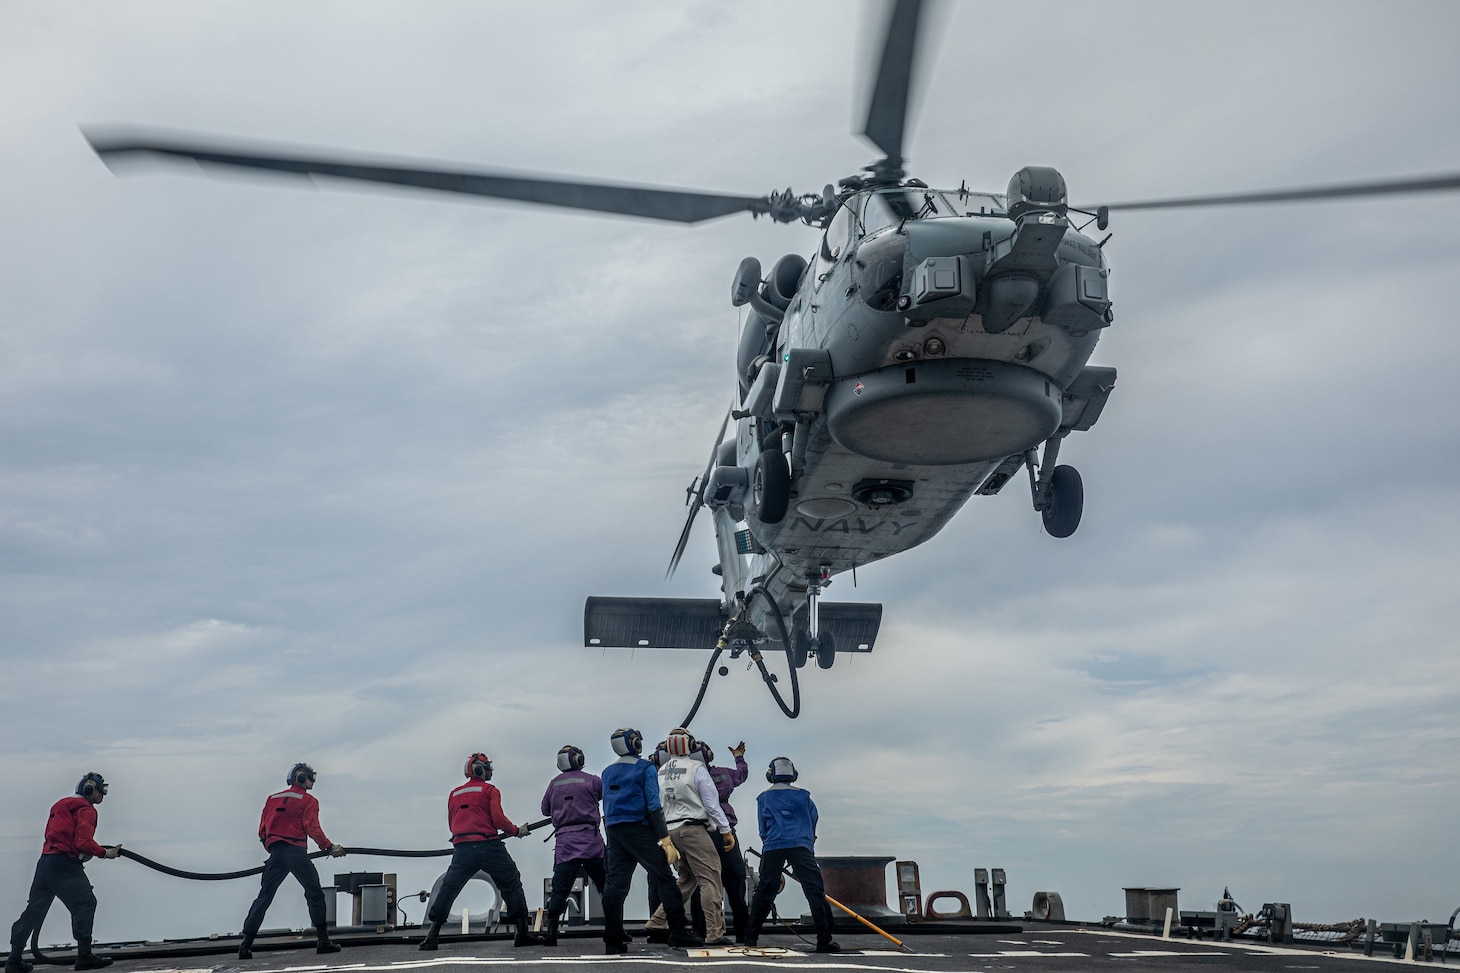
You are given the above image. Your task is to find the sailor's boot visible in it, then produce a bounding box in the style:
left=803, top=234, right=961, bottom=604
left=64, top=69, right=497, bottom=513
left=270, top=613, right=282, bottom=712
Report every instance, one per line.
left=418, top=920, right=442, bottom=951
left=544, top=915, right=560, bottom=947
left=73, top=940, right=112, bottom=970
left=237, top=933, right=255, bottom=960
left=315, top=926, right=341, bottom=955
left=513, top=918, right=544, bottom=947
left=6, top=944, right=34, bottom=973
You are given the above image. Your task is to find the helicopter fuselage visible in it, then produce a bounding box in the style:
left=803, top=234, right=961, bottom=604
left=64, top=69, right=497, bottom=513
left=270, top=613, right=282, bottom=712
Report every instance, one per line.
left=711, top=182, right=1118, bottom=640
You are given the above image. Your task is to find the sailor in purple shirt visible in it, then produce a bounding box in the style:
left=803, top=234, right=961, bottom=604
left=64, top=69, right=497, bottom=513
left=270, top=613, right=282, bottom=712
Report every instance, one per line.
left=703, top=740, right=751, bottom=943
left=539, top=745, right=607, bottom=947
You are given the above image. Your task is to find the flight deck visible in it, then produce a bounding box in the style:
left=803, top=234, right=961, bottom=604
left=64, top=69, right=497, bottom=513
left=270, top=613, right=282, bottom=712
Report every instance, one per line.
left=13, top=925, right=1434, bottom=973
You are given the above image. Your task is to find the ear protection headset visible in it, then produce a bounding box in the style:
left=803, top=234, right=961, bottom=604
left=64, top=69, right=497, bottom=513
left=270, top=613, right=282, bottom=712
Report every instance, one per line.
left=697, top=742, right=715, bottom=764
left=766, top=757, right=798, bottom=783
left=650, top=742, right=669, bottom=768
left=465, top=753, right=494, bottom=780
left=556, top=746, right=585, bottom=773
left=666, top=728, right=695, bottom=757
left=288, top=763, right=316, bottom=787
left=76, top=772, right=108, bottom=798
left=611, top=727, right=643, bottom=757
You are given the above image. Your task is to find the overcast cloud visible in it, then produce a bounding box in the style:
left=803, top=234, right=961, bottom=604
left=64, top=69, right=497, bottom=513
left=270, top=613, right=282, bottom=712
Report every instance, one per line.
left=3, top=0, right=1459, bottom=946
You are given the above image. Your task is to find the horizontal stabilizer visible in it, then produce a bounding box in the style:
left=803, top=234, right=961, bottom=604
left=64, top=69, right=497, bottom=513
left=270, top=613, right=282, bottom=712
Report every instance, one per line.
left=584, top=596, right=882, bottom=652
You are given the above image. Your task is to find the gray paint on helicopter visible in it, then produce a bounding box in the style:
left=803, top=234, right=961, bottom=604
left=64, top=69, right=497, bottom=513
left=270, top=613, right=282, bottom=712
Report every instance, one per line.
left=1, top=0, right=1459, bottom=947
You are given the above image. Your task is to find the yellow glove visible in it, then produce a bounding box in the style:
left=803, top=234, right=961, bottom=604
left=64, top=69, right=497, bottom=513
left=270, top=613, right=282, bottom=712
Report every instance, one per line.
left=658, top=836, right=681, bottom=866
left=720, top=832, right=736, bottom=852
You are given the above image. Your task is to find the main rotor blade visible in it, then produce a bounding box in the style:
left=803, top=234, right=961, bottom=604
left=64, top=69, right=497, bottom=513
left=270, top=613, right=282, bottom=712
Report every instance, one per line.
left=1084, top=170, right=1460, bottom=213
left=667, top=407, right=732, bottom=579
left=85, top=129, right=772, bottom=224
left=861, top=0, right=924, bottom=166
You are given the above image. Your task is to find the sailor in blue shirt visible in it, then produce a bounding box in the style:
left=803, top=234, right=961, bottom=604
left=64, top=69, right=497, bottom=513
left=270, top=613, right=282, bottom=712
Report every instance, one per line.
left=744, top=757, right=839, bottom=953
left=599, top=727, right=698, bottom=953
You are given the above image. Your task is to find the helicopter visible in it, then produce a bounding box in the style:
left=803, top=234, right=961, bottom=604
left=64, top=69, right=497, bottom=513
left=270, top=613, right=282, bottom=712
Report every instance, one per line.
left=83, top=1, right=1460, bottom=720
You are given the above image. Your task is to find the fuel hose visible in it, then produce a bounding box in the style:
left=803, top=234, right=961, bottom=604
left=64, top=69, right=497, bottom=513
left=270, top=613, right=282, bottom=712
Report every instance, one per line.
left=682, top=585, right=800, bottom=727
left=116, top=827, right=552, bottom=880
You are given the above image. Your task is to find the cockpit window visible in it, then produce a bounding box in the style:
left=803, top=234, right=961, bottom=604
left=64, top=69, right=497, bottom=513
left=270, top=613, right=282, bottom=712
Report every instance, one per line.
left=861, top=189, right=955, bottom=234
left=814, top=196, right=857, bottom=284
left=851, top=229, right=908, bottom=311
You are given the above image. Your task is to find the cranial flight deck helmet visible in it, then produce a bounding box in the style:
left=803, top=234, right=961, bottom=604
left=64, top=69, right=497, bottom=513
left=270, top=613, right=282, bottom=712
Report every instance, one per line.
left=556, top=745, right=585, bottom=773
left=766, top=757, right=799, bottom=784
left=650, top=741, right=669, bottom=768
left=288, top=763, right=316, bottom=787
left=76, top=772, right=108, bottom=798
left=611, top=727, right=643, bottom=757
left=697, top=742, right=715, bottom=764
left=665, top=727, right=696, bottom=757
left=465, top=753, right=494, bottom=781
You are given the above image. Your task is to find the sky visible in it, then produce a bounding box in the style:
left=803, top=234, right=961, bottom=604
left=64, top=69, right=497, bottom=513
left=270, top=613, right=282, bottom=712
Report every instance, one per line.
left=2, top=0, right=1459, bottom=946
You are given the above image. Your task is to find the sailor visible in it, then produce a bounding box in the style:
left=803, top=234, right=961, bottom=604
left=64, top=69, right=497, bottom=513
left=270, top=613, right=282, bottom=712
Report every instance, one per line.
left=239, top=763, right=345, bottom=960
left=419, top=753, right=541, bottom=950
left=599, top=727, right=696, bottom=954
left=7, top=773, right=121, bottom=973
left=643, top=728, right=734, bottom=947
left=743, top=757, right=839, bottom=953
left=539, top=745, right=606, bottom=947
left=703, top=741, right=751, bottom=942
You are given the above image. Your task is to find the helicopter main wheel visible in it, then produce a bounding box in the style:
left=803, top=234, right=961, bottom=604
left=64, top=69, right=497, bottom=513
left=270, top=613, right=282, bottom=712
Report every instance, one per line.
left=1041, top=464, right=1084, bottom=538
left=814, top=631, right=836, bottom=670
left=791, top=630, right=811, bottom=669
left=750, top=448, right=790, bottom=524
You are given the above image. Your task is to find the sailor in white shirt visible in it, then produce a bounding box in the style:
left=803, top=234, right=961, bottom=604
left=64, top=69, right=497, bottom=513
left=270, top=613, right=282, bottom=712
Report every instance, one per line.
left=642, top=728, right=736, bottom=945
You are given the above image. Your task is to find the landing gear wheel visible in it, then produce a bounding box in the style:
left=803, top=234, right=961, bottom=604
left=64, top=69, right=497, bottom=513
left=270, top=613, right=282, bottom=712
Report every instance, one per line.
left=1041, top=464, right=1083, bottom=538
left=814, top=631, right=836, bottom=670
left=791, top=630, right=811, bottom=669
left=750, top=448, right=790, bottom=524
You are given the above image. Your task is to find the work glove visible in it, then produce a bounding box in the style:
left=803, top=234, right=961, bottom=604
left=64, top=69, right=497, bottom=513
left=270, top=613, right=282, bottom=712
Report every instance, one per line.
left=328, top=844, right=347, bottom=858
left=730, top=741, right=746, bottom=758
left=515, top=824, right=532, bottom=838
left=658, top=836, right=681, bottom=866
left=103, top=845, right=122, bottom=859
left=719, top=832, right=736, bottom=852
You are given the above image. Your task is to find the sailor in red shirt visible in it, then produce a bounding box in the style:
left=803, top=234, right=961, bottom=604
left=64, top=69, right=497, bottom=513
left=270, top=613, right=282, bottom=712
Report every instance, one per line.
left=418, top=753, right=541, bottom=950
left=7, top=773, right=121, bottom=973
left=237, top=764, right=346, bottom=960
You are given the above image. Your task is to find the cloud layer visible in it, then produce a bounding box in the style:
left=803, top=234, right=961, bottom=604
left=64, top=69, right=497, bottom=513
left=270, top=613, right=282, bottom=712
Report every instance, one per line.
left=2, top=0, right=1458, bottom=943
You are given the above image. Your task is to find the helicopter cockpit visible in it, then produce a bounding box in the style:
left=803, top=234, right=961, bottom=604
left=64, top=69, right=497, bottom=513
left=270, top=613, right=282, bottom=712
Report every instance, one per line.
left=818, top=186, right=1010, bottom=307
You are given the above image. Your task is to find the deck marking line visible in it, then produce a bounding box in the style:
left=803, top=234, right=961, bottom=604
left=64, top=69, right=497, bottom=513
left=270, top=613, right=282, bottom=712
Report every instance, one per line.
left=283, top=956, right=995, bottom=973
left=1076, top=928, right=1424, bottom=965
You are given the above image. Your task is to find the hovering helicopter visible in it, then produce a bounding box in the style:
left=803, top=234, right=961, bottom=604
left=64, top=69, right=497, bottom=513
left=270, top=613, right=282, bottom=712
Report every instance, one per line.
left=85, top=0, right=1460, bottom=719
